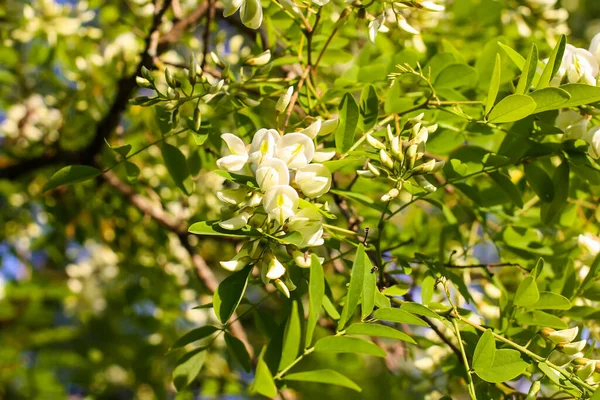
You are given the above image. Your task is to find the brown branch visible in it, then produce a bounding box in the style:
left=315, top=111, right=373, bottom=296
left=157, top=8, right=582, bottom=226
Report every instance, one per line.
left=282, top=66, right=311, bottom=129
left=200, top=0, right=216, bottom=70
left=102, top=171, right=253, bottom=357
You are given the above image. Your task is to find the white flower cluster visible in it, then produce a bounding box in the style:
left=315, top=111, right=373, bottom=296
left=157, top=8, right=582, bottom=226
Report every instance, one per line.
left=215, top=110, right=338, bottom=295
left=543, top=327, right=599, bottom=382
left=0, top=94, right=62, bottom=146
left=368, top=1, right=445, bottom=43
left=12, top=0, right=100, bottom=45
left=555, top=110, right=600, bottom=159
left=549, top=33, right=600, bottom=86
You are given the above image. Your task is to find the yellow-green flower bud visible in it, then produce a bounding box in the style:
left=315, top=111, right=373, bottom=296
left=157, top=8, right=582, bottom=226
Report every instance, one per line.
left=379, top=149, right=394, bottom=170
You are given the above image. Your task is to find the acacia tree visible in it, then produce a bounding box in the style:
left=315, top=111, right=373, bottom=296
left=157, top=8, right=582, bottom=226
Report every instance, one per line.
left=2, top=0, right=600, bottom=398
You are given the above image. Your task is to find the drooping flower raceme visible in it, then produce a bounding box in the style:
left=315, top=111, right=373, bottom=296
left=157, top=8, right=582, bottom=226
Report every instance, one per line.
left=214, top=119, right=337, bottom=296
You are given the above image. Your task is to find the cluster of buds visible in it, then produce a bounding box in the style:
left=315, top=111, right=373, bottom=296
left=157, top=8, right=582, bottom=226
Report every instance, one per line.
left=358, top=113, right=444, bottom=200
left=215, top=97, right=338, bottom=296
left=541, top=327, right=599, bottom=381
left=556, top=110, right=600, bottom=160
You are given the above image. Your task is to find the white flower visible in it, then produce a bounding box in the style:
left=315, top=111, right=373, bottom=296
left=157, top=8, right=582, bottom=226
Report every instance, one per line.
left=276, top=132, right=315, bottom=169
left=288, top=207, right=324, bottom=247
left=589, top=32, right=600, bottom=65
left=584, top=126, right=600, bottom=159
left=249, top=128, right=280, bottom=165
left=244, top=50, right=271, bottom=66
left=274, top=278, right=290, bottom=297
left=255, top=158, right=290, bottom=191
left=368, top=14, right=389, bottom=43
left=562, top=45, right=599, bottom=86
left=576, top=360, right=597, bottom=380
left=217, top=133, right=249, bottom=172
left=220, top=247, right=252, bottom=271
left=578, top=233, right=600, bottom=263
left=421, top=1, right=445, bottom=11
left=219, top=210, right=252, bottom=230
left=313, top=149, right=336, bottom=162
left=311, top=0, right=329, bottom=6
left=276, top=86, right=294, bottom=113
left=556, top=110, right=589, bottom=140
left=319, top=118, right=339, bottom=136
left=266, top=256, right=286, bottom=279
left=548, top=327, right=579, bottom=344
left=301, top=119, right=322, bottom=139
left=561, top=340, right=586, bottom=355
left=262, top=185, right=299, bottom=224
left=294, top=163, right=332, bottom=198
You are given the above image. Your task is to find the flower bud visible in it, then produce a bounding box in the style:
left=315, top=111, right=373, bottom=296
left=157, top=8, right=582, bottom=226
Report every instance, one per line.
left=431, top=160, right=445, bottom=173
left=219, top=246, right=252, bottom=272
left=165, top=68, right=177, bottom=88
left=391, top=136, right=402, bottom=160
left=558, top=340, right=586, bottom=355
left=141, top=66, right=154, bottom=83
left=188, top=55, right=198, bottom=86
left=210, top=52, right=225, bottom=68
left=319, top=118, right=339, bottom=136
left=575, top=360, right=596, bottom=379
left=421, top=1, right=445, bottom=12
left=274, top=278, right=290, bottom=298
left=412, top=159, right=436, bottom=174
left=367, top=161, right=381, bottom=177
left=357, top=169, right=375, bottom=178
left=244, top=49, right=272, bottom=66
left=302, top=119, right=322, bottom=139
left=405, top=144, right=418, bottom=170
left=427, top=123, right=439, bottom=133
left=387, top=188, right=400, bottom=199
left=276, top=86, right=294, bottom=114
left=292, top=249, right=311, bottom=268
left=386, top=124, right=395, bottom=144
left=366, top=134, right=386, bottom=150
left=266, top=255, right=286, bottom=279
left=415, top=175, right=437, bottom=192
left=547, top=327, right=578, bottom=344
left=397, top=15, right=420, bottom=35
left=414, top=127, right=429, bottom=145
left=379, top=149, right=394, bottom=170
left=219, top=210, right=252, bottom=230
left=404, top=113, right=423, bottom=130
left=193, top=104, right=202, bottom=132
left=166, top=87, right=178, bottom=100
left=136, top=76, right=153, bottom=89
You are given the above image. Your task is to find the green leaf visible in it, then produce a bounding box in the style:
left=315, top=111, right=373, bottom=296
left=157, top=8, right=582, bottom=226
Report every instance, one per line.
left=188, top=220, right=260, bottom=238
left=538, top=35, right=566, bottom=89
left=560, top=84, right=600, bottom=108
left=528, top=87, right=570, bottom=113
left=250, top=355, right=277, bottom=398
left=400, top=302, right=442, bottom=320
left=538, top=362, right=563, bottom=386
left=488, top=94, right=537, bottom=123
left=434, top=63, right=478, bottom=89
left=44, top=165, right=102, bottom=192
left=306, top=255, right=324, bottom=348
left=279, top=300, right=301, bottom=371
left=314, top=336, right=386, bottom=358
left=374, top=290, right=391, bottom=309
left=162, top=143, right=193, bottom=195
left=485, top=54, right=501, bottom=116
left=173, top=348, right=206, bottom=391
left=105, top=139, right=132, bottom=157
left=498, top=42, right=526, bottom=69
left=225, top=332, right=252, bottom=372
left=516, top=310, right=568, bottom=329
left=323, top=294, right=340, bottom=320
left=284, top=369, right=362, bottom=392
left=373, top=308, right=428, bottom=327
left=213, top=265, right=252, bottom=323
left=359, top=85, right=378, bottom=132
left=335, top=93, right=359, bottom=154
left=529, top=292, right=571, bottom=310
left=514, top=275, right=540, bottom=307
left=540, top=161, right=569, bottom=225
left=524, top=163, right=554, bottom=202
left=124, top=161, right=140, bottom=183
left=516, top=44, right=538, bottom=94
left=473, top=329, right=496, bottom=371
left=489, top=171, right=523, bottom=208
left=475, top=349, right=529, bottom=383
left=345, top=323, right=416, bottom=344
left=214, top=169, right=259, bottom=188
left=338, top=244, right=367, bottom=329
left=329, top=189, right=386, bottom=212
left=361, top=255, right=376, bottom=319
left=240, top=0, right=262, bottom=29
left=171, top=326, right=220, bottom=350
